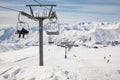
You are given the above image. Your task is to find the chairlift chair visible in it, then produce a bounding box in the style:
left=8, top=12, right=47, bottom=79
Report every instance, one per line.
left=15, top=21, right=30, bottom=38
left=45, top=21, right=60, bottom=35
left=48, top=35, right=54, bottom=44
left=48, top=41, right=54, bottom=44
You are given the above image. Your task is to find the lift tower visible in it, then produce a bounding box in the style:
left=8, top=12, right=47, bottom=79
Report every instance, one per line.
left=21, top=4, right=57, bottom=66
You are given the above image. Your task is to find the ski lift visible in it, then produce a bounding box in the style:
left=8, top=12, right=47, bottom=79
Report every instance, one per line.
left=15, top=12, right=30, bottom=38
left=49, top=11, right=57, bottom=22
left=48, top=35, right=54, bottom=44
left=15, top=21, right=30, bottom=38
left=48, top=41, right=54, bottom=44
left=45, top=21, right=60, bottom=35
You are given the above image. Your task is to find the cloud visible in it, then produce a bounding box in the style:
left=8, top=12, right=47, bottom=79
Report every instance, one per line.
left=58, top=3, right=120, bottom=11
left=0, top=0, right=120, bottom=26
left=0, top=1, right=24, bottom=7
left=0, top=11, right=38, bottom=27
left=56, top=3, right=120, bottom=17
left=57, top=10, right=120, bottom=24
left=87, top=0, right=120, bottom=4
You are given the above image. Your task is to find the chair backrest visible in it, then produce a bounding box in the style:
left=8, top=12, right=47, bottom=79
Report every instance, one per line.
left=45, top=21, right=60, bottom=35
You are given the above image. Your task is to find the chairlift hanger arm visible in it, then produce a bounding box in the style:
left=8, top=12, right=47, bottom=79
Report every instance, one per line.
left=29, top=6, right=34, bottom=17
left=48, top=6, right=53, bottom=17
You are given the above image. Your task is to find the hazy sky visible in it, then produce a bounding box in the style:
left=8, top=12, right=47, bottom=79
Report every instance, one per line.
left=0, top=0, right=120, bottom=26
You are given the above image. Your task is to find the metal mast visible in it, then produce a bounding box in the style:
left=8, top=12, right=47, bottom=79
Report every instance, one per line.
left=21, top=4, right=57, bottom=66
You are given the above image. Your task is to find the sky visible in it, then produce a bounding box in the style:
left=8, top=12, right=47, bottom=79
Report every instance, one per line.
left=0, top=0, right=120, bottom=26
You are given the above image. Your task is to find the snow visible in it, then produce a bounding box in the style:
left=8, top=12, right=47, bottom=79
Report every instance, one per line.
left=0, top=22, right=120, bottom=52
left=0, top=22, right=120, bottom=80
left=0, top=45, right=120, bottom=80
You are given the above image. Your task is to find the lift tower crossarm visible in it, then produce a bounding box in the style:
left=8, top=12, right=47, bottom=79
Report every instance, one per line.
left=26, top=4, right=56, bottom=7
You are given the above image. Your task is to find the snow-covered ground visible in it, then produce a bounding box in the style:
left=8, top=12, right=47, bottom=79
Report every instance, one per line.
left=0, top=22, right=120, bottom=80
left=0, top=45, right=120, bottom=80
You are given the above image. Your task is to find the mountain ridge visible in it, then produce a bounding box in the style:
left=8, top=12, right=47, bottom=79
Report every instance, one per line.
left=0, top=22, right=120, bottom=52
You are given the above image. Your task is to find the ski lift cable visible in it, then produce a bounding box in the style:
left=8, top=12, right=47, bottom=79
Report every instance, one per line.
left=0, top=6, right=28, bottom=26
left=33, top=0, right=50, bottom=10
left=0, top=6, right=20, bottom=12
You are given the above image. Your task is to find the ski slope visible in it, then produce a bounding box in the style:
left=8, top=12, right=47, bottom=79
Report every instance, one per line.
left=0, top=45, right=120, bottom=80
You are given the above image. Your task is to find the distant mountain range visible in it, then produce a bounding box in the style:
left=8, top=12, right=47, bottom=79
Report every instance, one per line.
left=0, top=22, right=120, bottom=52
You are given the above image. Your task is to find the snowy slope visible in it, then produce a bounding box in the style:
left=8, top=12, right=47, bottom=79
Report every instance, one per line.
left=0, top=22, right=120, bottom=52
left=0, top=45, right=120, bottom=80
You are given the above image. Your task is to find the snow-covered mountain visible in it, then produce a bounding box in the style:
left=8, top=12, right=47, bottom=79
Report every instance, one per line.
left=0, top=22, right=120, bottom=52
left=0, top=22, right=120, bottom=80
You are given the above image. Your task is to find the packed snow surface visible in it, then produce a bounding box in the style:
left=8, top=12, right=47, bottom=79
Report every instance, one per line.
left=0, top=45, right=120, bottom=80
